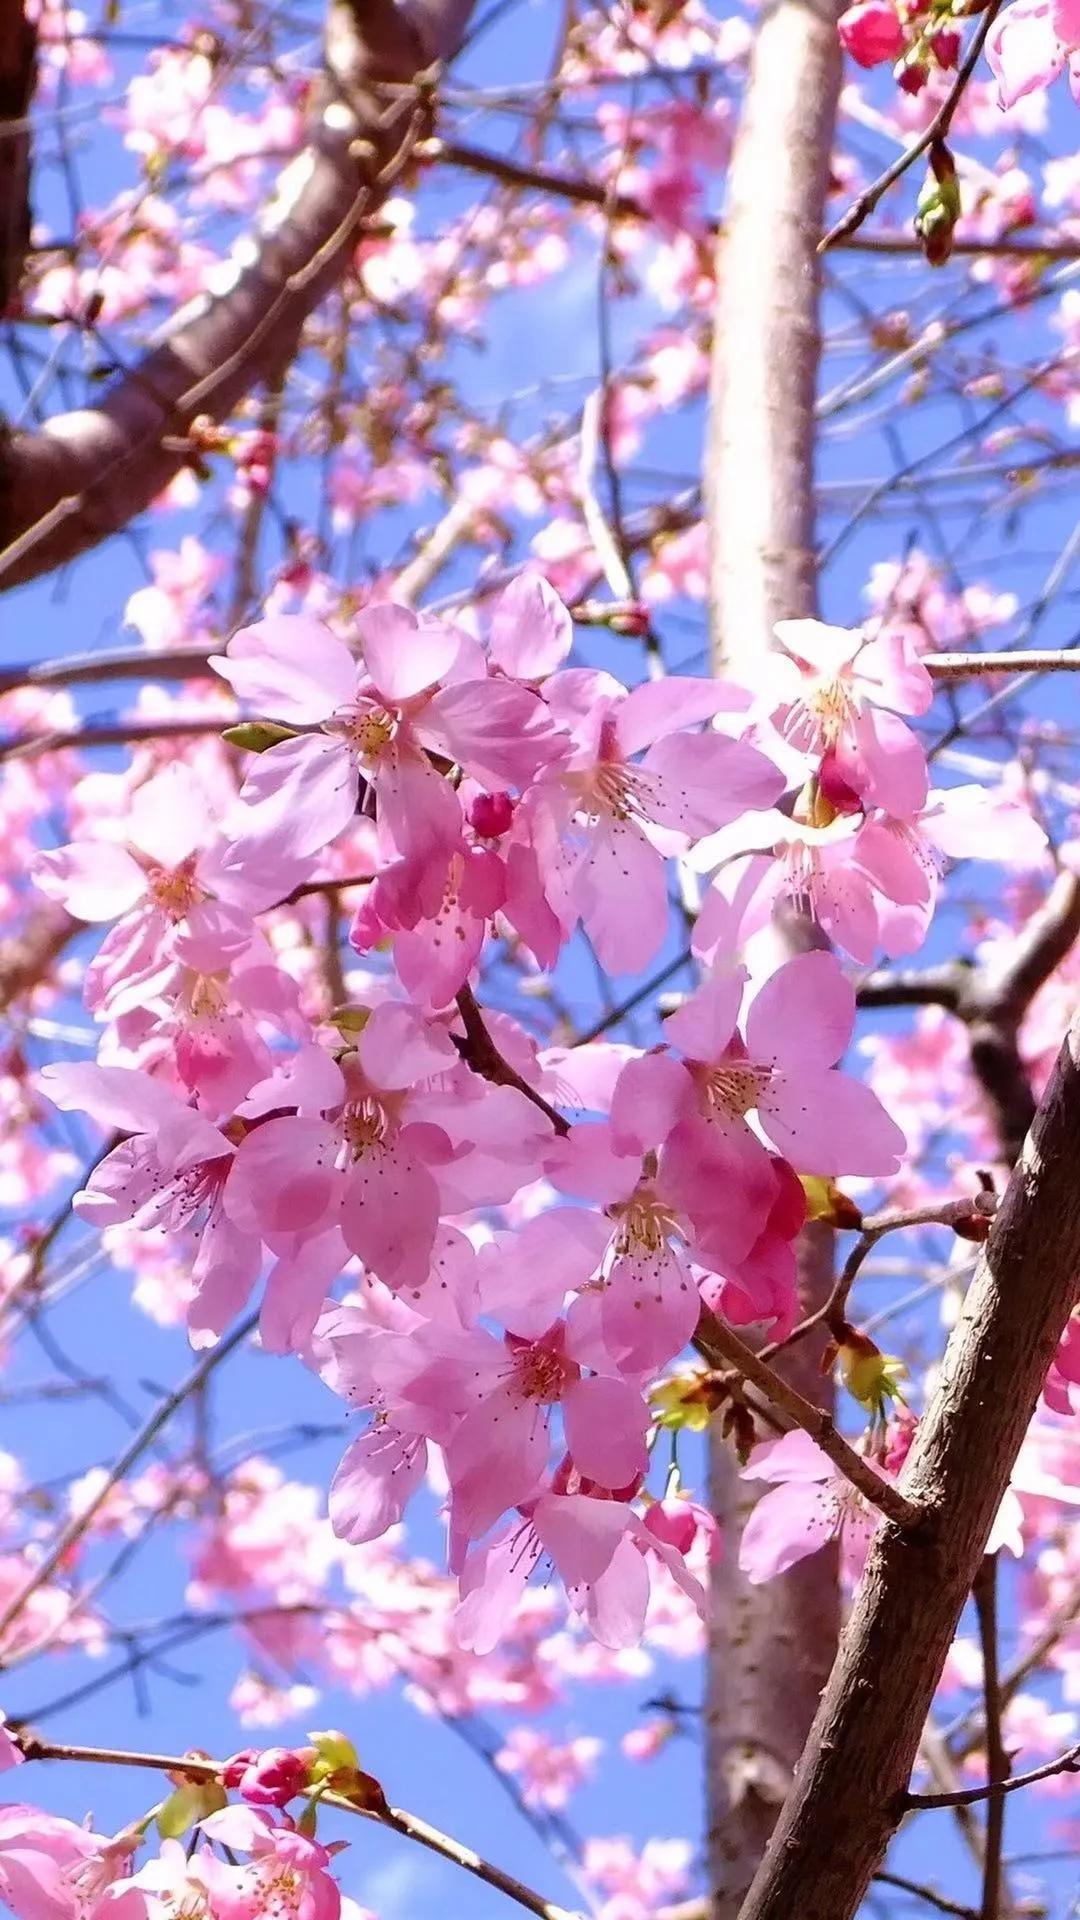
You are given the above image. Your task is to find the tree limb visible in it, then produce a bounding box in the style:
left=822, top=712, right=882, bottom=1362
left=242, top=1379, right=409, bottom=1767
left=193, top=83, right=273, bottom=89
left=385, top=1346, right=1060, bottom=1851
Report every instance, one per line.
left=0, top=0, right=478, bottom=590
left=735, top=1005, right=1080, bottom=1920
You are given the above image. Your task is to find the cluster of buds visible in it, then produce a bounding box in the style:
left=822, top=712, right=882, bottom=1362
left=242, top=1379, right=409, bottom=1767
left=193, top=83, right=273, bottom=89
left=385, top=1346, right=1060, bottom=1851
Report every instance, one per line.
left=837, top=0, right=963, bottom=89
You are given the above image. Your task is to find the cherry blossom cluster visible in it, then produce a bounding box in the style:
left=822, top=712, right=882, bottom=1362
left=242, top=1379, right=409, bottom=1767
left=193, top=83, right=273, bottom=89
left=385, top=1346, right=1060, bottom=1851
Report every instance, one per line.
left=26, top=574, right=1052, bottom=1648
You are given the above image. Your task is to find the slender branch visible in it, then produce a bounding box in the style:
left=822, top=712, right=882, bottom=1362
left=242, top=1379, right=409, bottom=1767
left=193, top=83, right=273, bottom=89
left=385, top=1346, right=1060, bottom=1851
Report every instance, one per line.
left=454, top=985, right=570, bottom=1136
left=819, top=0, right=1004, bottom=252
left=0, top=717, right=232, bottom=764
left=0, top=1313, right=258, bottom=1664
left=0, top=0, right=480, bottom=590
left=926, top=649, right=1080, bottom=678
left=0, top=645, right=217, bottom=697
left=904, top=1745, right=1080, bottom=1811
left=875, top=1871, right=977, bottom=1919
left=695, top=1309, right=921, bottom=1528
left=14, top=1734, right=580, bottom=1920
left=760, top=1196, right=997, bottom=1363
left=972, top=1557, right=1008, bottom=1920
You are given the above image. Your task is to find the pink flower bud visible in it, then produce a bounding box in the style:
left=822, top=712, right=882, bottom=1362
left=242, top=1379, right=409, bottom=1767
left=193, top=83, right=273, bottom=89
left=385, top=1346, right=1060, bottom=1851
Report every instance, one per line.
left=896, top=56, right=929, bottom=91
left=227, top=1746, right=309, bottom=1807
left=818, top=749, right=863, bottom=816
left=643, top=1498, right=699, bottom=1554
left=838, top=0, right=905, bottom=66
left=930, top=25, right=961, bottom=66
left=469, top=791, right=515, bottom=840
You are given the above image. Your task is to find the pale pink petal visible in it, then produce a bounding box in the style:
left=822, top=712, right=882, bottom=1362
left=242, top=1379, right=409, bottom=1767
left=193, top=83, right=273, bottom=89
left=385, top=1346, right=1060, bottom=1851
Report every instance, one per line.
left=188, top=1214, right=263, bottom=1346
left=602, top=1244, right=700, bottom=1373
left=31, top=843, right=146, bottom=922
left=40, top=1061, right=199, bottom=1140
left=616, top=677, right=749, bottom=755
left=231, top=734, right=358, bottom=860
left=448, top=1394, right=549, bottom=1543
left=570, top=817, right=669, bottom=973
left=742, top=1428, right=832, bottom=1483
left=533, top=1492, right=628, bottom=1587
left=744, top=951, right=854, bottom=1073
left=212, top=615, right=356, bottom=721
left=578, top=1533, right=650, bottom=1647
left=329, top=1427, right=427, bottom=1543
left=855, top=632, right=933, bottom=717
left=420, top=678, right=563, bottom=788
left=662, top=1116, right=778, bottom=1269
left=854, top=818, right=935, bottom=908
left=774, top=618, right=861, bottom=676
left=663, top=967, right=746, bottom=1061
left=921, top=787, right=1046, bottom=866
left=223, top=1117, right=343, bottom=1245
left=127, top=765, right=214, bottom=866
left=357, top=603, right=460, bottom=702
left=760, top=1068, right=905, bottom=1176
left=544, top=1121, right=640, bottom=1204
left=845, top=706, right=929, bottom=816
left=456, top=1524, right=539, bottom=1653
left=340, top=1139, right=441, bottom=1288
left=609, top=1053, right=691, bottom=1155
left=640, top=733, right=784, bottom=837
left=986, top=0, right=1064, bottom=107
left=563, top=1376, right=648, bottom=1488
left=739, top=1479, right=841, bottom=1583
left=488, top=573, right=572, bottom=680
left=259, top=1227, right=346, bottom=1354
left=358, top=1000, right=458, bottom=1090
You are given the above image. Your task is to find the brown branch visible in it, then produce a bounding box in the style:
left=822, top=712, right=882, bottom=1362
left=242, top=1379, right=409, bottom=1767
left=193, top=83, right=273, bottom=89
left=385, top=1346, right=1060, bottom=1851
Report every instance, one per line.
left=0, top=903, right=82, bottom=1010
left=875, top=1872, right=977, bottom=1919
left=735, top=1006, right=1080, bottom=1920
left=14, top=1733, right=579, bottom=1920
left=0, top=0, right=36, bottom=313
left=819, top=1, right=1004, bottom=252
left=972, top=1557, right=1008, bottom=1920
left=0, top=0, right=479, bottom=590
left=904, top=1744, right=1080, bottom=1811
left=926, top=649, right=1080, bottom=678
left=453, top=985, right=569, bottom=1136
left=696, top=1309, right=920, bottom=1529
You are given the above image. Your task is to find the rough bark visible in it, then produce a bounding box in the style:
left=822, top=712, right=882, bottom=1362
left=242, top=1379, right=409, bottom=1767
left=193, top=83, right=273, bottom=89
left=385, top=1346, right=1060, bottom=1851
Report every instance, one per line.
left=704, top=0, right=845, bottom=1910
left=0, top=0, right=477, bottom=590
left=0, top=0, right=36, bottom=315
left=737, top=1008, right=1080, bottom=1920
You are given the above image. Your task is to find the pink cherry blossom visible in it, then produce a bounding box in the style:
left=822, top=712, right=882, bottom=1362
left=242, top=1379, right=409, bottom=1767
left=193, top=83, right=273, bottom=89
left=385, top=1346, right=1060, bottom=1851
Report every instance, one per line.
left=838, top=0, right=905, bottom=65
left=738, top=1430, right=880, bottom=1583
left=767, top=617, right=932, bottom=816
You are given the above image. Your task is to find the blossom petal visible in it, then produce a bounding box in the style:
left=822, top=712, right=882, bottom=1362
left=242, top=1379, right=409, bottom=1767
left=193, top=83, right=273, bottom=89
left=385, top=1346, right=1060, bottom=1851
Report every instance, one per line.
left=213, top=615, right=356, bottom=721
left=744, top=951, right=854, bottom=1073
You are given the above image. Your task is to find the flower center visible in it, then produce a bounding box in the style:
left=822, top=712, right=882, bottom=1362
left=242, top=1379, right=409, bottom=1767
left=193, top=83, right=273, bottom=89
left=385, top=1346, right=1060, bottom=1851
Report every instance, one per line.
left=146, top=856, right=200, bottom=919
left=612, top=1187, right=681, bottom=1256
left=331, top=701, right=395, bottom=760
left=700, top=1062, right=768, bottom=1120
left=342, top=1096, right=388, bottom=1156
left=511, top=1341, right=575, bottom=1403
left=586, top=759, right=644, bottom=823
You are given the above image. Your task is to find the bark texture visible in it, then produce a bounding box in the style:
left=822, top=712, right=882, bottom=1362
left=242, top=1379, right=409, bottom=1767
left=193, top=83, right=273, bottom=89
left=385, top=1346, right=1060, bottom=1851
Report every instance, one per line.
left=0, top=0, right=476, bottom=589
left=704, top=0, right=845, bottom=1910
left=738, top=1009, right=1080, bottom=1920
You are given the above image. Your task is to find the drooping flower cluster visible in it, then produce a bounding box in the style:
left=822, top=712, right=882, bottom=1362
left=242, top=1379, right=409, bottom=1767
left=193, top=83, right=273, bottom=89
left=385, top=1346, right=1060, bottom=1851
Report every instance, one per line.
left=29, top=582, right=1049, bottom=1653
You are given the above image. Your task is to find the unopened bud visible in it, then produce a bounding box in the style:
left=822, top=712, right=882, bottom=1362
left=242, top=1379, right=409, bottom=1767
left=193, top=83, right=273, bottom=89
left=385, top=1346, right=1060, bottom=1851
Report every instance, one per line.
left=836, top=1328, right=907, bottom=1417
left=915, top=140, right=961, bottom=265
left=468, top=791, right=515, bottom=839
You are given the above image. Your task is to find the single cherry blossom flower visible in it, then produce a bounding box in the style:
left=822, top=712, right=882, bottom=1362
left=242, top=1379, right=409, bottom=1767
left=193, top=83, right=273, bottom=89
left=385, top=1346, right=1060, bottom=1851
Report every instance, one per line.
left=738, top=1429, right=880, bottom=1583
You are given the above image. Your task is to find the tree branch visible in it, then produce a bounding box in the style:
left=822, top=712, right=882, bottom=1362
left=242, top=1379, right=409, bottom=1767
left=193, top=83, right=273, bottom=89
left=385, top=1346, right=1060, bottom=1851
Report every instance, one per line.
left=14, top=1733, right=580, bottom=1920
left=735, top=1005, right=1080, bottom=1920
left=0, top=0, right=478, bottom=590
left=904, top=1744, right=1080, bottom=1811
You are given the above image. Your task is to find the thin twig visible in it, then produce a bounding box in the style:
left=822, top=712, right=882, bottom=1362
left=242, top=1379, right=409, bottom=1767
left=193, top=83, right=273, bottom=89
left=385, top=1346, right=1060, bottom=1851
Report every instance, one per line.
left=819, top=0, right=1004, bottom=252
left=454, top=985, right=570, bottom=1135
left=903, top=1744, right=1080, bottom=1811
left=14, top=1734, right=580, bottom=1920
left=695, top=1308, right=922, bottom=1528
left=973, top=1556, right=1008, bottom=1920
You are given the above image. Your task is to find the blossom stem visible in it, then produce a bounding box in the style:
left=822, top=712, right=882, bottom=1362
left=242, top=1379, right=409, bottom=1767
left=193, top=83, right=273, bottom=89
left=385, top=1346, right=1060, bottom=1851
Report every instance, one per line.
left=901, top=1742, right=1080, bottom=1810
left=818, top=0, right=1003, bottom=252
left=454, top=985, right=570, bottom=1136
left=695, top=1308, right=922, bottom=1529
left=14, top=1734, right=582, bottom=1920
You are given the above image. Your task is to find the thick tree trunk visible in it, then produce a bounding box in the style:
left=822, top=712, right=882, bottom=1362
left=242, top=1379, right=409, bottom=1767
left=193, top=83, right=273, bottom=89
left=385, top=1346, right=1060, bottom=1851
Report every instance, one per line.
left=737, top=1010, right=1080, bottom=1920
left=704, top=0, right=845, bottom=1911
